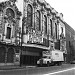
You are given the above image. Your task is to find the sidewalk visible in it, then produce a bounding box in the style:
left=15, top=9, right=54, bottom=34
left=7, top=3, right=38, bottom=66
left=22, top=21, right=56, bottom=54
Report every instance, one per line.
left=0, top=63, right=71, bottom=70
left=0, top=65, right=25, bottom=70
left=0, top=65, right=36, bottom=70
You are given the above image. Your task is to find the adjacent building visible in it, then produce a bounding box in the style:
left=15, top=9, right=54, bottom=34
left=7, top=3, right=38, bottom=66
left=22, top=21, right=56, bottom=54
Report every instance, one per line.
left=0, top=0, right=21, bottom=65
left=65, top=22, right=75, bottom=63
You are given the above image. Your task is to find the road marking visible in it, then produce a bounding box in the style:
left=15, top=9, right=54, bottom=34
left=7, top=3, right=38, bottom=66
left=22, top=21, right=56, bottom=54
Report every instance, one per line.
left=44, top=67, right=75, bottom=75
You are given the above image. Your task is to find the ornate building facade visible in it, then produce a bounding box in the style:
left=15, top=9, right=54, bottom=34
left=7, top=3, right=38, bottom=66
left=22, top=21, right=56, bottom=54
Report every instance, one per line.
left=0, top=0, right=21, bottom=65
left=22, top=0, right=66, bottom=65
left=0, top=0, right=67, bottom=66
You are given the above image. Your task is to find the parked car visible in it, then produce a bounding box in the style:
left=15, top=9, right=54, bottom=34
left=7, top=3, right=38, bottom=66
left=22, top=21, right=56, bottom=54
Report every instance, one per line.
left=70, top=60, right=75, bottom=64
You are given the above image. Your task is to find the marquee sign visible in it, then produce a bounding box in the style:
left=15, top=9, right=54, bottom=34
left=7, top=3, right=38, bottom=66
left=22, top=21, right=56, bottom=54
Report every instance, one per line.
left=29, top=30, right=43, bottom=43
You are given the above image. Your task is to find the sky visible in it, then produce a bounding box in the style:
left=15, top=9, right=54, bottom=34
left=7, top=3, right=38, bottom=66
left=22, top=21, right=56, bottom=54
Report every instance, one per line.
left=0, top=0, right=75, bottom=30
left=46, top=0, right=75, bottom=30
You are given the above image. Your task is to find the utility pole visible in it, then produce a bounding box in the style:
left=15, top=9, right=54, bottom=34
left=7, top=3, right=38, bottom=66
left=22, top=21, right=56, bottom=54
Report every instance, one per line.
left=20, top=18, right=24, bottom=67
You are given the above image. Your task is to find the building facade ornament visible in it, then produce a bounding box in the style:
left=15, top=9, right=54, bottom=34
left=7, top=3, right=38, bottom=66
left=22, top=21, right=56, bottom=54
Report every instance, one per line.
left=0, top=0, right=22, bottom=45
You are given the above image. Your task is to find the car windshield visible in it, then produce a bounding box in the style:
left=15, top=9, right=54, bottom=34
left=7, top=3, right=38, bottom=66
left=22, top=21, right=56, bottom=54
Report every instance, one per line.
left=42, top=56, right=51, bottom=59
left=42, top=56, right=47, bottom=58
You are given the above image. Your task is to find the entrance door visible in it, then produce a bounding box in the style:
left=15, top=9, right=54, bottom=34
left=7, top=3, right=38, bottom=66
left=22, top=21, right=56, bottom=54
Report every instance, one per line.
left=22, top=55, right=40, bottom=65
left=7, top=48, right=14, bottom=63
left=0, top=47, right=6, bottom=63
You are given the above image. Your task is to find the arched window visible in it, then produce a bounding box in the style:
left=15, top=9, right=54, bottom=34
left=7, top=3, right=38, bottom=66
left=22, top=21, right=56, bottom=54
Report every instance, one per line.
left=50, top=19, right=53, bottom=36
left=55, top=23, right=57, bottom=39
left=6, top=8, right=15, bottom=19
left=27, top=4, right=33, bottom=27
left=44, top=15, right=47, bottom=34
left=36, top=10, right=41, bottom=30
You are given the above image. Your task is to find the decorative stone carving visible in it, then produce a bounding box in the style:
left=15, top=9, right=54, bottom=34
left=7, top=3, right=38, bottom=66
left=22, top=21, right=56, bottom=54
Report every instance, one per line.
left=0, top=0, right=22, bottom=44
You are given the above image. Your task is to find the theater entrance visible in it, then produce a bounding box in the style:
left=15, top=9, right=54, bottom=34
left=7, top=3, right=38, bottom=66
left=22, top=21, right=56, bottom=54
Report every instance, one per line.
left=22, top=55, right=40, bottom=65
left=21, top=47, right=43, bottom=66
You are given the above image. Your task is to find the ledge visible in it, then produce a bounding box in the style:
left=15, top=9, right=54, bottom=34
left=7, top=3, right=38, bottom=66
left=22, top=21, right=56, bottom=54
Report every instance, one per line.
left=22, top=43, right=50, bottom=50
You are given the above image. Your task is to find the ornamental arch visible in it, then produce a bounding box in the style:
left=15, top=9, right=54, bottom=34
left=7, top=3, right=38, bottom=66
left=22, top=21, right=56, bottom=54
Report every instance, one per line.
left=7, top=47, right=15, bottom=63
left=4, top=7, right=16, bottom=19
left=0, top=46, right=6, bottom=63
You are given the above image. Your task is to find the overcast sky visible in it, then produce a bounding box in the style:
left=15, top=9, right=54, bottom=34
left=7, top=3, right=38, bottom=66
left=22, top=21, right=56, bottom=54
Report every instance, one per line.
left=46, top=0, right=75, bottom=30
left=0, top=0, right=75, bottom=30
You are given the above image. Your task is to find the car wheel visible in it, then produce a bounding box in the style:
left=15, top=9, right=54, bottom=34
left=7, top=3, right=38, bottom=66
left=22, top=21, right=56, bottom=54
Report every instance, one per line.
left=47, top=62, right=50, bottom=67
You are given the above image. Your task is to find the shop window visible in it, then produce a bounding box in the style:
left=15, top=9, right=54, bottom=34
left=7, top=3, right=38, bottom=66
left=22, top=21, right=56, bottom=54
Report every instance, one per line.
left=6, top=27, right=11, bottom=39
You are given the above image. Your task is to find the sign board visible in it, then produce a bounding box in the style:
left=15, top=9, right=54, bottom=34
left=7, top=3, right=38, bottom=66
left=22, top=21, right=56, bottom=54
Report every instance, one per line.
left=14, top=53, right=20, bottom=64
left=42, top=51, right=51, bottom=56
left=29, top=30, right=43, bottom=43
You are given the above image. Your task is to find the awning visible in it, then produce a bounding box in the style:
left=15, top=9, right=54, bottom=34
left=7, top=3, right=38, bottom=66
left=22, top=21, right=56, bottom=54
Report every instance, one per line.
left=22, top=43, right=50, bottom=51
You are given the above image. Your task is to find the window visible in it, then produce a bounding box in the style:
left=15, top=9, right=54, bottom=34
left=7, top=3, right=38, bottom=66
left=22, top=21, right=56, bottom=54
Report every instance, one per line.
left=55, top=23, right=57, bottom=39
left=55, top=40, right=60, bottom=50
left=44, top=15, right=47, bottom=34
left=36, top=10, right=41, bottom=30
left=6, top=27, right=11, bottom=39
left=73, top=35, right=75, bottom=40
left=6, top=8, right=15, bottom=19
left=61, top=27, right=63, bottom=33
left=50, top=19, right=53, bottom=36
left=27, top=4, right=33, bottom=27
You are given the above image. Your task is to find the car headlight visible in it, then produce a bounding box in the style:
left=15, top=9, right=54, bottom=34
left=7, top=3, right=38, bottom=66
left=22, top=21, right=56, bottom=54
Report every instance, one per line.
left=37, top=61, right=40, bottom=64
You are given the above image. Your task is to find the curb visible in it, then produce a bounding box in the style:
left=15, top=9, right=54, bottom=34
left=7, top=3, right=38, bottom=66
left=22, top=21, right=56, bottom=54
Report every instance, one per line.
left=26, top=66, right=36, bottom=68
left=0, top=66, right=36, bottom=70
left=0, top=66, right=26, bottom=70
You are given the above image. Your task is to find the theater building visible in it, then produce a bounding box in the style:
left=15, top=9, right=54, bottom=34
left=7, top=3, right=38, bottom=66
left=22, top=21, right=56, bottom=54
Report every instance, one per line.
left=0, top=0, right=21, bottom=65
left=22, top=0, right=66, bottom=65
left=0, top=0, right=67, bottom=66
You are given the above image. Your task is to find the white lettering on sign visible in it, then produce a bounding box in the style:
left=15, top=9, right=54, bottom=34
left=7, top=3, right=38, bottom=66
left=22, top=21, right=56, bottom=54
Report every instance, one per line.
left=55, top=53, right=59, bottom=57
left=29, top=30, right=43, bottom=43
left=43, top=51, right=50, bottom=56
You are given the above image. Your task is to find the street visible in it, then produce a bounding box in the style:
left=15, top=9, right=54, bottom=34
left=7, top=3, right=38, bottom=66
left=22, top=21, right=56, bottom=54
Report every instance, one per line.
left=44, top=67, right=75, bottom=75
left=0, top=64, right=75, bottom=75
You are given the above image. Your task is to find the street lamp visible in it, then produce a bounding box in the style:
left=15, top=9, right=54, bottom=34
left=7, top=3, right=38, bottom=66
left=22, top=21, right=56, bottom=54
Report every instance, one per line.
left=20, top=16, right=27, bottom=67
left=19, top=25, right=23, bottom=67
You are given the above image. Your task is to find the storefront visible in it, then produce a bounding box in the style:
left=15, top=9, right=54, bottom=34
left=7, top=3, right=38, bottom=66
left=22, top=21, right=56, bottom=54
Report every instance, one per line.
left=0, top=42, right=20, bottom=65
left=21, top=46, right=49, bottom=65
